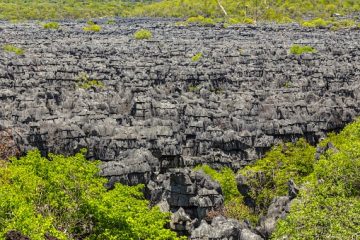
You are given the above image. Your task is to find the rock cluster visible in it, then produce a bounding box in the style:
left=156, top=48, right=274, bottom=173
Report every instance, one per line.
left=0, top=19, right=359, bottom=173
left=0, top=19, right=359, bottom=239
left=147, top=168, right=224, bottom=221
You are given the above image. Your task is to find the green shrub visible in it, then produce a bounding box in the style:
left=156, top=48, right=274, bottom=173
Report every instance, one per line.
left=195, top=165, right=239, bottom=202
left=330, top=19, right=356, bottom=30
left=301, top=18, right=331, bottom=28
left=1, top=0, right=359, bottom=24
left=106, top=19, right=116, bottom=25
left=43, top=21, right=59, bottom=29
left=134, top=29, right=152, bottom=40
left=289, top=44, right=317, bottom=55
left=186, top=15, right=216, bottom=26
left=194, top=165, right=258, bottom=224
left=0, top=149, right=179, bottom=239
left=2, top=44, right=24, bottom=55
left=76, top=72, right=104, bottom=89
left=128, top=0, right=359, bottom=25
left=83, top=22, right=101, bottom=32
left=188, top=84, right=200, bottom=92
left=273, top=119, right=360, bottom=239
left=0, top=1, right=127, bottom=21
left=191, top=52, right=202, bottom=62
left=239, top=138, right=316, bottom=212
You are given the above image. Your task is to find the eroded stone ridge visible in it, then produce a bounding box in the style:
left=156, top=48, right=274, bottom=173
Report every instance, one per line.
left=0, top=19, right=359, bottom=177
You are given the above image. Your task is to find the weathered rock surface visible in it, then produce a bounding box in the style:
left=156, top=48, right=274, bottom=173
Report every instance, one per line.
left=147, top=168, right=224, bottom=220
left=0, top=19, right=359, bottom=175
left=1, top=19, right=359, bottom=239
left=190, top=216, right=263, bottom=240
left=257, top=196, right=291, bottom=238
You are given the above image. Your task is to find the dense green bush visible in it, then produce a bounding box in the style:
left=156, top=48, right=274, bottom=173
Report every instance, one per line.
left=2, top=44, right=24, bottom=55
left=289, top=45, right=317, bottom=55
left=83, top=22, right=101, bottom=32
left=194, top=165, right=258, bottom=224
left=273, top=119, right=360, bottom=239
left=186, top=16, right=216, bottom=26
left=129, top=0, right=360, bottom=24
left=134, top=29, right=153, bottom=40
left=76, top=72, right=104, bottom=90
left=1, top=0, right=359, bottom=24
left=301, top=18, right=331, bottom=28
left=191, top=52, right=203, bottom=62
left=43, top=22, right=60, bottom=29
left=0, top=0, right=129, bottom=21
left=0, top=149, right=178, bottom=239
left=196, top=119, right=360, bottom=238
left=239, top=138, right=316, bottom=212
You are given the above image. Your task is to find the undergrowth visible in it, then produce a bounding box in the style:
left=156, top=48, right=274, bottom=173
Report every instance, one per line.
left=0, top=149, right=179, bottom=239
left=2, top=44, right=24, bottom=55
left=290, top=45, right=317, bottom=55
left=196, top=119, right=360, bottom=239
left=134, top=29, right=152, bottom=40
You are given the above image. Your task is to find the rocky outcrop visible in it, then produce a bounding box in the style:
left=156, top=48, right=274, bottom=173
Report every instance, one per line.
left=147, top=169, right=224, bottom=220
left=5, top=231, right=30, bottom=240
left=0, top=19, right=359, bottom=175
left=257, top=196, right=291, bottom=238
left=190, top=216, right=263, bottom=240
left=1, top=19, right=359, bottom=239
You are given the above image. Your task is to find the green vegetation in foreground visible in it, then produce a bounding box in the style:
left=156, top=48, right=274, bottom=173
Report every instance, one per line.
left=43, top=21, right=60, bottom=29
left=0, top=149, right=179, bottom=239
left=273, top=119, right=360, bottom=239
left=2, top=44, right=25, bottom=55
left=290, top=44, right=317, bottom=55
left=134, top=29, right=152, bottom=40
left=240, top=138, right=316, bottom=212
left=76, top=72, right=104, bottom=90
left=191, top=52, right=203, bottom=62
left=196, top=118, right=360, bottom=238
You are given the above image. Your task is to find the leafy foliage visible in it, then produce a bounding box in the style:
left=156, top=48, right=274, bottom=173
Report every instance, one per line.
left=0, top=0, right=130, bottom=21
left=186, top=16, right=216, bottom=26
left=191, top=52, right=203, bottom=62
left=1, top=0, right=359, bottom=24
left=194, top=165, right=258, bottom=224
left=134, top=29, right=153, bottom=40
left=239, top=139, right=316, bottom=212
left=129, top=0, right=360, bottom=24
left=2, top=44, right=25, bottom=55
left=83, top=22, right=102, bottom=32
left=76, top=72, right=104, bottom=90
left=43, top=22, right=60, bottom=30
left=301, top=17, right=331, bottom=28
left=301, top=18, right=357, bottom=30
left=188, top=84, right=200, bottom=92
left=273, top=119, right=360, bottom=239
left=289, top=45, right=317, bottom=55
left=0, top=149, right=178, bottom=239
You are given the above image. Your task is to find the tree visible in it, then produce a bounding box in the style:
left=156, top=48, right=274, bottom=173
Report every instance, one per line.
left=0, top=149, right=179, bottom=240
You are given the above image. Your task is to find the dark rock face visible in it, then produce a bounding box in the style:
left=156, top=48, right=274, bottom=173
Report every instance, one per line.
left=5, top=231, right=30, bottom=240
left=1, top=19, right=359, bottom=239
left=257, top=196, right=291, bottom=238
left=0, top=19, right=359, bottom=175
left=147, top=168, right=224, bottom=220
left=190, top=216, right=263, bottom=240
